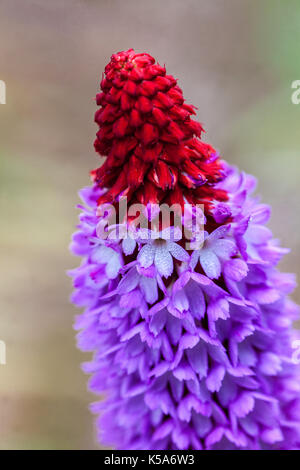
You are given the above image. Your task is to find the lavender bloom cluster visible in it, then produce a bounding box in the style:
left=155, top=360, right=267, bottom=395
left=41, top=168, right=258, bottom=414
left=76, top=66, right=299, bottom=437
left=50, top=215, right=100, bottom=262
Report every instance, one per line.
left=69, top=163, right=300, bottom=450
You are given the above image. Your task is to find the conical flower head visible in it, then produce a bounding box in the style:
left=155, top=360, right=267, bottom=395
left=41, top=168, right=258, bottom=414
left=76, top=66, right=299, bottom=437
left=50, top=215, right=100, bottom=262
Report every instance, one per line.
left=92, top=49, right=226, bottom=216
left=70, top=50, right=300, bottom=450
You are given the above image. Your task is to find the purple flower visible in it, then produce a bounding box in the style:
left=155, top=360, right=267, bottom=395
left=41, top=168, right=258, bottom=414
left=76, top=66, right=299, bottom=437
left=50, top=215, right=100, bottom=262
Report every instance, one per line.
left=190, top=225, right=236, bottom=279
left=70, top=169, right=300, bottom=449
left=137, top=228, right=189, bottom=278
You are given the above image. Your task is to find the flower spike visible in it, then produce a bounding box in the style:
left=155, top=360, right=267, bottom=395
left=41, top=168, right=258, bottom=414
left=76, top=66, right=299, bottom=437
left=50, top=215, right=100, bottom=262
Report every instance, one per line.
left=70, top=50, right=300, bottom=450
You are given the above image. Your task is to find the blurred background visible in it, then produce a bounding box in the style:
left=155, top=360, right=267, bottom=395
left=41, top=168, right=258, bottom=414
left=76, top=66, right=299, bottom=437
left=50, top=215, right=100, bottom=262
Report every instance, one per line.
left=0, top=0, right=299, bottom=449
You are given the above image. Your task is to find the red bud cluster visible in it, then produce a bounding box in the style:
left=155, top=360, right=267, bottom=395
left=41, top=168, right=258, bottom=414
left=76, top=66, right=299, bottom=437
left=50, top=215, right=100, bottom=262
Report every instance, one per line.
left=92, top=49, right=227, bottom=214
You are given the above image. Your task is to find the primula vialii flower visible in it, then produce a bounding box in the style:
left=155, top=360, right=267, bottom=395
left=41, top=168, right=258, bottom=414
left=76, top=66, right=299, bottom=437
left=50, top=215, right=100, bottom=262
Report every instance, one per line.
left=69, top=49, right=300, bottom=450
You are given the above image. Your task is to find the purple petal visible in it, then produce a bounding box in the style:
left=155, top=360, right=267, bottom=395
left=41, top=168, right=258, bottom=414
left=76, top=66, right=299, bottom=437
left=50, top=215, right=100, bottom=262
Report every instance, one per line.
left=190, top=250, right=200, bottom=270
left=261, top=428, right=283, bottom=444
left=155, top=246, right=174, bottom=278
left=185, top=282, right=206, bottom=319
left=117, top=267, right=139, bottom=294
left=153, top=419, right=174, bottom=441
left=248, top=286, right=280, bottom=304
left=186, top=342, right=208, bottom=378
left=246, top=224, right=272, bottom=245
left=257, top=352, right=282, bottom=375
left=122, top=236, right=136, bottom=255
left=168, top=242, right=189, bottom=262
left=206, top=365, right=225, bottom=392
left=208, top=225, right=230, bottom=242
left=149, top=309, right=167, bottom=336
left=212, top=239, right=236, bottom=259
left=199, top=249, right=221, bottom=279
left=224, top=258, right=248, bottom=282
left=138, top=243, right=155, bottom=268
left=140, top=276, right=158, bottom=304
left=230, top=392, right=255, bottom=418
